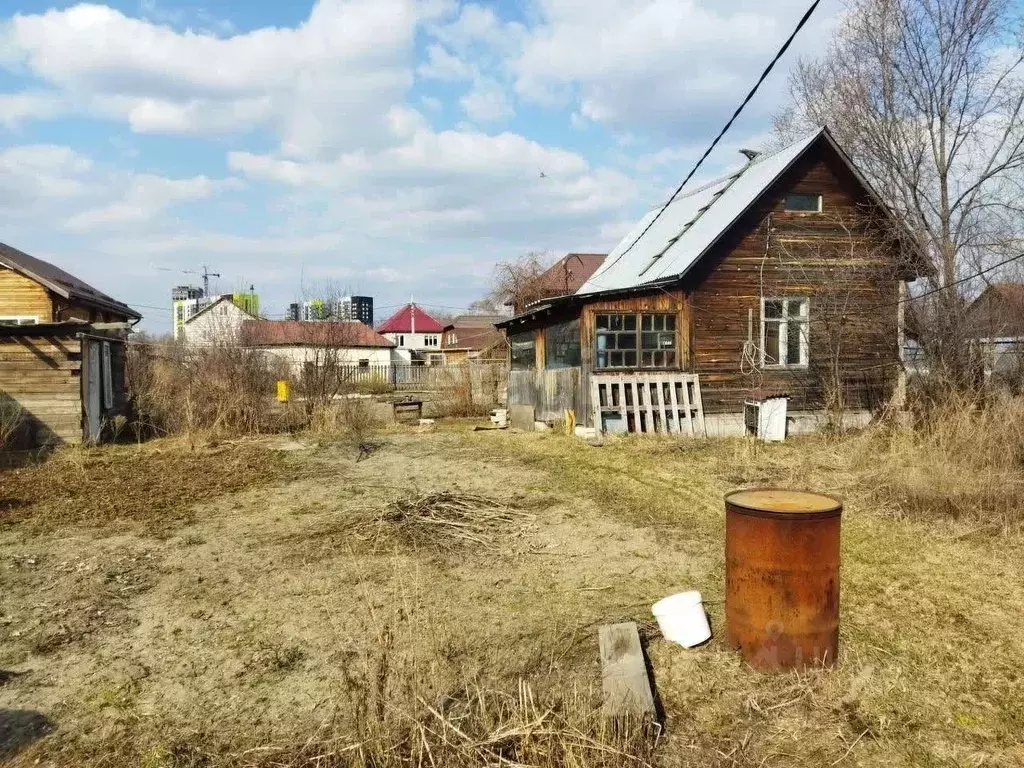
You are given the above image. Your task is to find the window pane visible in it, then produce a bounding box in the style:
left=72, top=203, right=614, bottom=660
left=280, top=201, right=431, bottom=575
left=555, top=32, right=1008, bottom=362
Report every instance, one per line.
left=788, top=299, right=808, bottom=319
left=665, top=350, right=676, bottom=367
left=619, top=333, right=636, bottom=350
left=787, top=321, right=805, bottom=365
left=641, top=351, right=653, bottom=366
left=610, top=314, right=623, bottom=331
left=659, top=332, right=674, bottom=349
left=623, top=314, right=637, bottom=331
left=545, top=318, right=581, bottom=369
left=764, top=321, right=781, bottom=364
left=642, top=332, right=658, bottom=349
left=623, top=350, right=637, bottom=367
left=785, top=193, right=821, bottom=212
left=510, top=332, right=536, bottom=370
left=764, top=300, right=783, bottom=319
left=597, top=351, right=608, bottom=368
left=596, top=314, right=609, bottom=330
left=665, top=315, right=676, bottom=331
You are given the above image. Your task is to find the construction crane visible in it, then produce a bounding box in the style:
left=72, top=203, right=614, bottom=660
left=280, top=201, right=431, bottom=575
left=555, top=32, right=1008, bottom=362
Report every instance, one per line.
left=155, top=264, right=221, bottom=296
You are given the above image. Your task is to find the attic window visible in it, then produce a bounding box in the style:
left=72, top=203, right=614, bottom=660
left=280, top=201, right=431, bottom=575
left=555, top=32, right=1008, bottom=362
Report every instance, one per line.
left=785, top=193, right=822, bottom=213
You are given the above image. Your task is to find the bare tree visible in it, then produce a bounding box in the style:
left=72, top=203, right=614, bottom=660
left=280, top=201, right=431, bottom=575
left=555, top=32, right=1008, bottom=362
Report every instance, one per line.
left=287, top=284, right=389, bottom=415
left=777, top=0, right=1024, bottom=386
left=488, top=251, right=555, bottom=314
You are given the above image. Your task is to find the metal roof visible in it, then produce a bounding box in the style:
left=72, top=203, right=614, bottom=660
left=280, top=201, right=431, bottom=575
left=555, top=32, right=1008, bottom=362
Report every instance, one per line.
left=578, top=129, right=823, bottom=295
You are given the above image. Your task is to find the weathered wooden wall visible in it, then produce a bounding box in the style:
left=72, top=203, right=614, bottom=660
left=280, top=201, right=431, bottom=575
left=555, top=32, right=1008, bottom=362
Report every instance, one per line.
left=0, top=335, right=82, bottom=447
left=0, top=268, right=53, bottom=321
left=686, top=146, right=901, bottom=413
left=508, top=367, right=583, bottom=422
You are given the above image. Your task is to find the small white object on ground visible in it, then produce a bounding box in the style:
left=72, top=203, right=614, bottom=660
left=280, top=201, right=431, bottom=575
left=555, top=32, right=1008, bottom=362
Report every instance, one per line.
left=574, top=426, right=598, bottom=439
left=652, top=591, right=712, bottom=648
left=418, top=418, right=435, bottom=427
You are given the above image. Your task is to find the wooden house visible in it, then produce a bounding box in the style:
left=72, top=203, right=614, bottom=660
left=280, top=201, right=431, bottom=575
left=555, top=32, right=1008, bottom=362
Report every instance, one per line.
left=441, top=314, right=507, bottom=364
left=497, top=127, right=924, bottom=436
left=0, top=242, right=141, bottom=448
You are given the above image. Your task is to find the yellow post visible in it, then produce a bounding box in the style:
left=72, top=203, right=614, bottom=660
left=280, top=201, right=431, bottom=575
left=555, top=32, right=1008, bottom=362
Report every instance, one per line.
left=277, top=380, right=290, bottom=403
left=564, top=409, right=576, bottom=436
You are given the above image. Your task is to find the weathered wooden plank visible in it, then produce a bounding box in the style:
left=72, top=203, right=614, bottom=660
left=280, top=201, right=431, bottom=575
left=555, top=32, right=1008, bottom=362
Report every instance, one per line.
left=680, top=377, right=694, bottom=436
left=599, top=622, right=656, bottom=721
left=691, top=375, right=707, bottom=436
left=643, top=379, right=656, bottom=434
left=509, top=404, right=535, bottom=431
left=667, top=379, right=680, bottom=434
left=631, top=380, right=642, bottom=433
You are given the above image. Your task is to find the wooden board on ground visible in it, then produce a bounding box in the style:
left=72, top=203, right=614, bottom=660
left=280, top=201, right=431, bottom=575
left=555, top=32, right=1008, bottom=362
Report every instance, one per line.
left=598, top=622, right=657, bottom=722
left=509, top=404, right=535, bottom=432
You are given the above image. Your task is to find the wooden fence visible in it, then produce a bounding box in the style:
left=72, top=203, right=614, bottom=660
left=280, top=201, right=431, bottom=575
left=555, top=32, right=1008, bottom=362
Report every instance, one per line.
left=338, top=363, right=508, bottom=397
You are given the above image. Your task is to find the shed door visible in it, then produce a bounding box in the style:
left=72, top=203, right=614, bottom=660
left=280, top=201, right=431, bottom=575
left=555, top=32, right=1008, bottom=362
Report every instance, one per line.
left=85, top=342, right=102, bottom=443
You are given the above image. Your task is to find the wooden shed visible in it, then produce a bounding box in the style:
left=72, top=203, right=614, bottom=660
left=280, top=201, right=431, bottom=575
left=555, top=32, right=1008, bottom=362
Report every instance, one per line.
left=0, top=242, right=141, bottom=448
left=497, top=127, right=926, bottom=436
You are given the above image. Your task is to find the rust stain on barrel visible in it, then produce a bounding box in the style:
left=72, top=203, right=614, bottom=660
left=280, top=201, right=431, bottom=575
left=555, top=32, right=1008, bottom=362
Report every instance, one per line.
left=724, top=489, right=842, bottom=671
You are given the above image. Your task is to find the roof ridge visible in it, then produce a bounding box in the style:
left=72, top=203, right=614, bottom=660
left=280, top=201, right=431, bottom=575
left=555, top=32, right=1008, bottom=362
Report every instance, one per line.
left=644, top=127, right=825, bottom=212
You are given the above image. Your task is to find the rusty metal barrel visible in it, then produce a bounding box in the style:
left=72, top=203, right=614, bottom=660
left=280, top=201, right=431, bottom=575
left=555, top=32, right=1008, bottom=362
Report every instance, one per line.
left=724, top=489, right=842, bottom=671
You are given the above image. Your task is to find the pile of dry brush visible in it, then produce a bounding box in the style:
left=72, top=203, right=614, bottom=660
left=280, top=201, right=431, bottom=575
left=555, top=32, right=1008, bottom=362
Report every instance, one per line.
left=348, top=491, right=536, bottom=554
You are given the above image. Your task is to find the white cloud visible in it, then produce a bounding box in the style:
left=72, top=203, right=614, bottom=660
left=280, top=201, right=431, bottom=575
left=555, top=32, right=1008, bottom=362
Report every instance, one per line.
left=0, top=0, right=433, bottom=156
left=64, top=174, right=238, bottom=233
left=227, top=126, right=635, bottom=242
left=417, top=43, right=472, bottom=81
left=512, top=0, right=836, bottom=135
left=0, top=144, right=93, bottom=211
left=0, top=91, right=66, bottom=127
left=459, top=77, right=514, bottom=122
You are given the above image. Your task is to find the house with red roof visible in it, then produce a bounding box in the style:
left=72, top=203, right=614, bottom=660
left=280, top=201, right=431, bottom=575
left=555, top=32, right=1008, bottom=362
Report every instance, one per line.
left=240, top=319, right=394, bottom=374
left=376, top=302, right=445, bottom=364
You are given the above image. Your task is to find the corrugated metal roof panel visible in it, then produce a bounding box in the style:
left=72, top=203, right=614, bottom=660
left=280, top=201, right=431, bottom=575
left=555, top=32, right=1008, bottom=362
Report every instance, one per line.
left=578, top=129, right=823, bottom=295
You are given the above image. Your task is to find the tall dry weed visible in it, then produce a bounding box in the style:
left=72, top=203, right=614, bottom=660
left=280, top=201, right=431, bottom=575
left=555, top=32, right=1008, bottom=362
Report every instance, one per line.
left=857, top=393, right=1024, bottom=525
left=126, top=342, right=280, bottom=439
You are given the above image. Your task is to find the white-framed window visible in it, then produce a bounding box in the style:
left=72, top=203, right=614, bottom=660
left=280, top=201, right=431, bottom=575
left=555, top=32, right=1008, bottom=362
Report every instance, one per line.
left=761, top=298, right=809, bottom=368
left=101, top=341, right=114, bottom=409
left=396, top=334, right=405, bottom=347
left=424, top=334, right=439, bottom=347
left=784, top=193, right=822, bottom=213
left=447, top=332, right=457, bottom=345
left=0, top=316, right=39, bottom=325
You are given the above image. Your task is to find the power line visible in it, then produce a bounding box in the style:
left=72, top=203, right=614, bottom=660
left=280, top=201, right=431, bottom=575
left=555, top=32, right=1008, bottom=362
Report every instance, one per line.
left=601, top=0, right=824, bottom=275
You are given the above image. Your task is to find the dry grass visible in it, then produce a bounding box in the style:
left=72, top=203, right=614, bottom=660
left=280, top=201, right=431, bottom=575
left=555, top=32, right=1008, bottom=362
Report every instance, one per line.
left=855, top=393, right=1024, bottom=526
left=127, top=342, right=287, bottom=439
left=4, top=410, right=1024, bottom=767
left=0, top=439, right=307, bottom=533
left=348, top=491, right=537, bottom=553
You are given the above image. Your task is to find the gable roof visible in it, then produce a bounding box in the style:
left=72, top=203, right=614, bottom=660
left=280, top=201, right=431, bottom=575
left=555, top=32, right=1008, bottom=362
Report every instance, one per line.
left=442, top=314, right=506, bottom=351
left=241, top=320, right=394, bottom=348
left=536, top=253, right=606, bottom=299
left=579, top=130, right=828, bottom=294
left=0, top=241, right=142, bottom=320
left=965, top=283, right=1024, bottom=339
left=377, top=303, right=445, bottom=334
left=182, top=295, right=257, bottom=325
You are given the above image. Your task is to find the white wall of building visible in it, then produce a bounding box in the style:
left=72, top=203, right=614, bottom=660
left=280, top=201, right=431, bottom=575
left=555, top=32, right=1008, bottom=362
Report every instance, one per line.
left=258, top=345, right=392, bottom=375
left=180, top=300, right=251, bottom=345
left=381, top=331, right=441, bottom=352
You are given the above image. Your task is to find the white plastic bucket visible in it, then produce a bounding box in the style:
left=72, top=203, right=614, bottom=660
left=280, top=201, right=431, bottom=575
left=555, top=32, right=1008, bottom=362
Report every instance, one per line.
left=652, top=591, right=712, bottom=648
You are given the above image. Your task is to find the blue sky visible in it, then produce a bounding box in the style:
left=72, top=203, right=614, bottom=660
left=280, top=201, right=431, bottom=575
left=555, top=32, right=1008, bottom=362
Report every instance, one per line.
left=0, top=0, right=841, bottom=331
